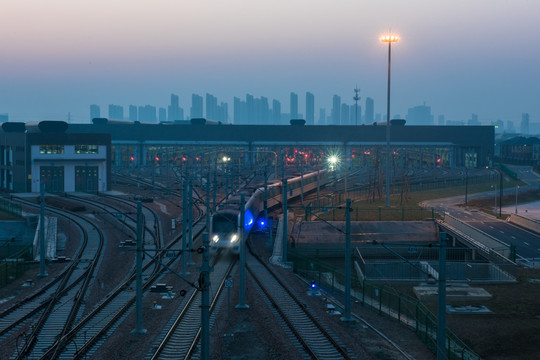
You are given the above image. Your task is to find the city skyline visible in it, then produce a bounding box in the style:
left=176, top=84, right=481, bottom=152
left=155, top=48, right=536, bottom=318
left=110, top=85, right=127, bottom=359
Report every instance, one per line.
left=87, top=91, right=530, bottom=133
left=1, top=1, right=539, bottom=124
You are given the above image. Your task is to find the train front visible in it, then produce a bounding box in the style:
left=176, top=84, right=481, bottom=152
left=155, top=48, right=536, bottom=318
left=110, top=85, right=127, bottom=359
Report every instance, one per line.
left=210, top=209, right=240, bottom=254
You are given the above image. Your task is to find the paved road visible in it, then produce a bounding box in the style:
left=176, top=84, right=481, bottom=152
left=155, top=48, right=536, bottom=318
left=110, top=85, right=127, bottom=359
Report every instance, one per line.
left=422, top=165, right=540, bottom=260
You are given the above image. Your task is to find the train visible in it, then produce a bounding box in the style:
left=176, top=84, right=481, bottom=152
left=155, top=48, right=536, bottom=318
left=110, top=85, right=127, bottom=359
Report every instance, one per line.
left=209, top=170, right=328, bottom=254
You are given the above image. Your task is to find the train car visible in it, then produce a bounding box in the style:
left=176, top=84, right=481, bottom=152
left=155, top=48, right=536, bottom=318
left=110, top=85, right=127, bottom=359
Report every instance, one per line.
left=210, top=170, right=327, bottom=254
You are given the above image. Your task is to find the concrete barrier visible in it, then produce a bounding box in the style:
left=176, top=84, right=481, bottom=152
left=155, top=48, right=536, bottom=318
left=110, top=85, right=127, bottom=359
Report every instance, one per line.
left=33, top=216, right=57, bottom=260
left=441, top=215, right=513, bottom=263
left=507, top=213, right=540, bottom=233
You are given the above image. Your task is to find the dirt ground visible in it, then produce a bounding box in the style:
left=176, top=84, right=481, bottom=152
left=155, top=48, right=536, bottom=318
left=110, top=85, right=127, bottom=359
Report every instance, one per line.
left=426, top=267, right=540, bottom=360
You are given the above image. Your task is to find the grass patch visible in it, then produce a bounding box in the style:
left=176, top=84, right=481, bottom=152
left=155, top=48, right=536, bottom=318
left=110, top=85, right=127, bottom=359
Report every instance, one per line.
left=317, top=174, right=526, bottom=221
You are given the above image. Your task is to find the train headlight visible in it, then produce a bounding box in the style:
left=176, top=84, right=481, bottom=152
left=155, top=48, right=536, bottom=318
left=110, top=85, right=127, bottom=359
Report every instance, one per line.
left=212, top=235, right=219, bottom=243
left=230, top=234, right=239, bottom=243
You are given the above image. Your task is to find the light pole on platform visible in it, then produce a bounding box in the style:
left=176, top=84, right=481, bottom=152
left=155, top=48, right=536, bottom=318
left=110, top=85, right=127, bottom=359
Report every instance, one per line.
left=380, top=33, right=399, bottom=208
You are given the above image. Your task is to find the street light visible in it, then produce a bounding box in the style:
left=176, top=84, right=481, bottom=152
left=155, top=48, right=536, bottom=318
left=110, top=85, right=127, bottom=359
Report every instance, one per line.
left=515, top=185, right=520, bottom=214
left=492, top=184, right=497, bottom=216
left=380, top=33, right=399, bottom=208
left=328, top=155, right=339, bottom=171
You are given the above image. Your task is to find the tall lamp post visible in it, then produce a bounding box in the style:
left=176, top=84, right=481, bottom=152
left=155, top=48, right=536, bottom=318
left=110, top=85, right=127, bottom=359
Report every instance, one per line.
left=380, top=33, right=399, bottom=208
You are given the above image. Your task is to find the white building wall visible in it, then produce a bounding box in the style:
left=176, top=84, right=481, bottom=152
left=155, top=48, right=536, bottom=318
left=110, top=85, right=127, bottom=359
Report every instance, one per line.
left=31, top=145, right=108, bottom=193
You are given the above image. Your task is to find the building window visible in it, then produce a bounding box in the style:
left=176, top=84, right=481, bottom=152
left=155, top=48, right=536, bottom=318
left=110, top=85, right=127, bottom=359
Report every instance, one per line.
left=40, top=145, right=64, bottom=154
left=75, top=145, right=99, bottom=154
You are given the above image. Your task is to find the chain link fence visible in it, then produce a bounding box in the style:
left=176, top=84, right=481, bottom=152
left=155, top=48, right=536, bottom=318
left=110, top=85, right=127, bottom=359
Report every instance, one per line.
left=0, top=245, right=33, bottom=287
left=290, top=251, right=482, bottom=360
left=0, top=197, right=22, bottom=218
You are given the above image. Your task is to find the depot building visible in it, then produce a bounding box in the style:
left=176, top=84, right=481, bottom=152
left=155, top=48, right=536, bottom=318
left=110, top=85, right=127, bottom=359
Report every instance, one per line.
left=0, top=121, right=111, bottom=193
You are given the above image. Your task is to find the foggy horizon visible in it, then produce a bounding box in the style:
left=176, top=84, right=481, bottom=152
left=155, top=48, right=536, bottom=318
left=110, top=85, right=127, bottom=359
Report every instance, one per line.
left=1, top=1, right=539, bottom=124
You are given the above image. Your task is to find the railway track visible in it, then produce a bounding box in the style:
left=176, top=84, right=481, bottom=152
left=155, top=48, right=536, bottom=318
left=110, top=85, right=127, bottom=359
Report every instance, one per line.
left=38, top=196, right=165, bottom=359
left=3, top=197, right=105, bottom=360
left=1, top=192, right=169, bottom=359
left=148, top=254, right=235, bottom=360
left=246, top=248, right=354, bottom=360
left=38, top=192, right=208, bottom=359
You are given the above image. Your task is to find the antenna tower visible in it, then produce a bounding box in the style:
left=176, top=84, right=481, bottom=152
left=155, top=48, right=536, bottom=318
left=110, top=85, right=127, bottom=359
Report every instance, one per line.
left=353, top=87, right=361, bottom=125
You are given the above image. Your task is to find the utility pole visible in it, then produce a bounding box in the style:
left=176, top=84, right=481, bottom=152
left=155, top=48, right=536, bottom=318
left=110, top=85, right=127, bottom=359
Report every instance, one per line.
left=437, top=232, right=447, bottom=360
left=236, top=194, right=249, bottom=309
left=213, top=161, right=217, bottom=212
left=206, top=172, right=211, bottom=227
left=38, top=183, right=48, bottom=277
left=181, top=178, right=189, bottom=275
left=282, top=178, right=288, bottom=265
left=264, top=168, right=268, bottom=224
left=341, top=199, right=354, bottom=322
left=187, top=179, right=194, bottom=265
left=199, top=233, right=211, bottom=360
left=132, top=202, right=146, bottom=335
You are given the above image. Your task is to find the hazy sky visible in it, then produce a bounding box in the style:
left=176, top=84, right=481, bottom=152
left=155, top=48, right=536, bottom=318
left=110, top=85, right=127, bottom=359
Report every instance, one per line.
left=1, top=0, right=539, bottom=124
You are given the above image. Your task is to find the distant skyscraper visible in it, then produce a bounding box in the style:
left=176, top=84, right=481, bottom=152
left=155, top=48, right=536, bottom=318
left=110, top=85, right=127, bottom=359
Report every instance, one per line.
left=332, top=95, right=341, bottom=125
left=90, top=104, right=100, bottom=120
left=507, top=120, right=516, bottom=133
left=272, top=99, right=281, bottom=125
left=468, top=113, right=480, bottom=126
left=0, top=114, right=8, bottom=123
left=138, top=105, right=157, bottom=122
left=521, top=113, right=530, bottom=134
left=350, top=104, right=360, bottom=125
left=406, top=104, right=433, bottom=125
left=191, top=94, right=203, bottom=118
left=259, top=96, right=270, bottom=124
left=168, top=94, right=182, bottom=121
left=246, top=94, right=255, bottom=123
left=305, top=92, right=314, bottom=125
left=218, top=102, right=228, bottom=123
left=129, top=105, right=138, bottom=121
left=437, top=114, right=445, bottom=125
left=206, top=93, right=218, bottom=120
left=290, top=92, right=298, bottom=119
left=365, top=97, right=374, bottom=124
left=341, top=104, right=350, bottom=125
left=319, top=109, right=326, bottom=125
left=493, top=119, right=504, bottom=133
left=108, top=104, right=124, bottom=120
left=159, top=107, right=167, bottom=122
left=234, top=97, right=248, bottom=124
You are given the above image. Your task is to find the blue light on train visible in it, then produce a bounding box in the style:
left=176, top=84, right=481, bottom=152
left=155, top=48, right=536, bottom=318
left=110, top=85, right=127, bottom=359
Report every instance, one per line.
left=258, top=219, right=266, bottom=227
left=244, top=209, right=254, bottom=230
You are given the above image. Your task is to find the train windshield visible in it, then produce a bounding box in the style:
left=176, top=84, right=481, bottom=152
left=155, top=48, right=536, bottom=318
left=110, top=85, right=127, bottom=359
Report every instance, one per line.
left=212, top=214, right=237, bottom=233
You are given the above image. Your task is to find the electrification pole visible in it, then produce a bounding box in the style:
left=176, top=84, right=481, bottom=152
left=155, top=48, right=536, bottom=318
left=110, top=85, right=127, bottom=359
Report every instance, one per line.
left=132, top=201, right=146, bottom=335
left=341, top=198, right=354, bottom=323
left=236, top=194, right=249, bottom=309
left=200, top=233, right=211, bottom=360
left=282, top=178, right=288, bottom=264
left=38, top=183, right=48, bottom=277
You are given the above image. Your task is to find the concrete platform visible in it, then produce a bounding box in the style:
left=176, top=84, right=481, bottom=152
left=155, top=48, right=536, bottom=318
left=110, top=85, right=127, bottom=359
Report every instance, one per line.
left=11, top=190, right=127, bottom=198
left=446, top=305, right=492, bottom=314
left=294, top=221, right=437, bottom=247
left=413, top=284, right=492, bottom=302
